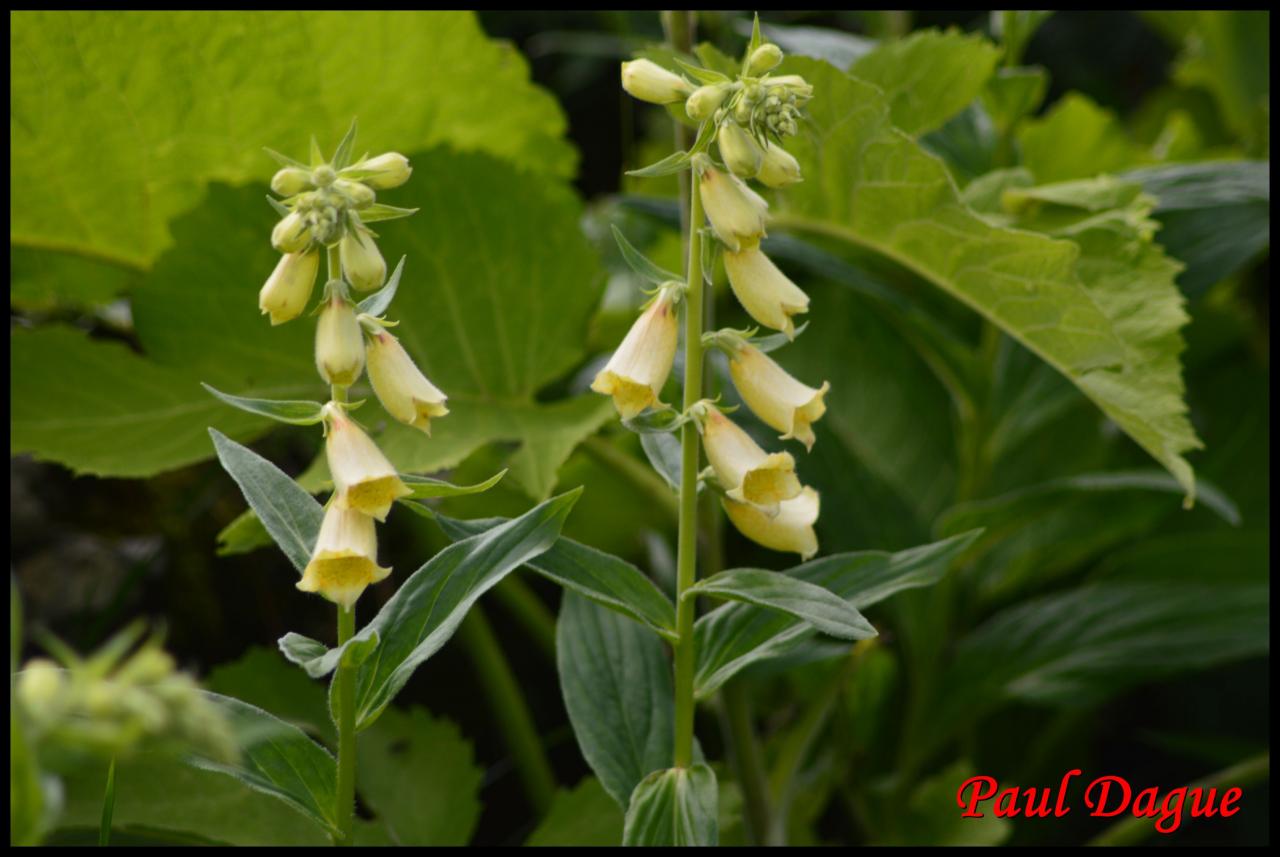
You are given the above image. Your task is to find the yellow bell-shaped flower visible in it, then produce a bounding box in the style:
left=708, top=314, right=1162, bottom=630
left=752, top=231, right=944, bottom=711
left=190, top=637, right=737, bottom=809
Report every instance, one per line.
left=258, top=251, right=319, bottom=326
left=366, top=329, right=449, bottom=435
left=723, top=486, right=820, bottom=560
left=324, top=406, right=412, bottom=522
left=701, top=408, right=802, bottom=513
left=729, top=343, right=829, bottom=451
left=699, top=163, right=768, bottom=252
left=297, top=502, right=391, bottom=610
left=591, top=292, right=679, bottom=419
left=723, top=243, right=809, bottom=339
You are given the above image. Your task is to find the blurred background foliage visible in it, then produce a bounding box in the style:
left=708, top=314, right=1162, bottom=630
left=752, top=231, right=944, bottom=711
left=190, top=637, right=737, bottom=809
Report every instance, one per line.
left=10, top=9, right=1269, bottom=846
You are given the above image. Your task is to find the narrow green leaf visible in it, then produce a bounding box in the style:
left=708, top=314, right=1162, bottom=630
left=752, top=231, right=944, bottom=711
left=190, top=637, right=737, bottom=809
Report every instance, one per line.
left=622, top=407, right=688, bottom=435
left=356, top=256, right=406, bottom=317
left=640, top=433, right=683, bottom=492
left=279, top=490, right=580, bottom=730
left=685, top=569, right=878, bottom=640
left=626, top=148, right=693, bottom=178
left=744, top=13, right=764, bottom=74
left=264, top=147, right=308, bottom=170
left=330, top=118, right=358, bottom=170
left=436, top=515, right=676, bottom=641
left=208, top=429, right=324, bottom=573
left=752, top=321, right=809, bottom=353
left=202, top=384, right=325, bottom=426
left=402, top=469, right=506, bottom=499
left=611, top=225, right=681, bottom=285
left=673, top=58, right=729, bottom=85
left=356, top=203, right=420, bottom=223
left=622, top=765, right=718, bottom=846
left=693, top=530, right=981, bottom=698
left=185, top=693, right=339, bottom=837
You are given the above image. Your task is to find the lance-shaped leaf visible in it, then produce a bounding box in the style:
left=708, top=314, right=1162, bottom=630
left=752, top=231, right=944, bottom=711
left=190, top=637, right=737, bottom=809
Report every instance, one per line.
left=436, top=515, right=676, bottom=640
left=401, top=469, right=507, bottom=500
left=209, top=429, right=324, bottom=573
left=640, top=432, right=684, bottom=492
left=612, top=225, right=681, bottom=285
left=185, top=693, right=339, bottom=837
left=277, top=489, right=580, bottom=730
left=684, top=568, right=878, bottom=640
left=775, top=57, right=1201, bottom=502
left=622, top=406, right=690, bottom=435
left=356, top=203, right=420, bottom=224
left=622, top=765, right=719, bottom=846
left=356, top=256, right=406, bottom=317
left=203, top=384, right=327, bottom=426
left=694, top=530, right=981, bottom=698
left=556, top=593, right=675, bottom=809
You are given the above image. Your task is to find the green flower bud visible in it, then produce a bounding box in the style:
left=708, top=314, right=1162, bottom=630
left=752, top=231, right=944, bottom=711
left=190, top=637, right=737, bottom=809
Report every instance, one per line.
left=340, top=228, right=387, bottom=292
left=718, top=120, right=763, bottom=179
left=686, top=83, right=732, bottom=122
left=311, top=165, right=337, bottom=187
left=747, top=43, right=784, bottom=75
left=621, top=59, right=692, bottom=104
left=757, top=142, right=803, bottom=187
left=271, top=167, right=313, bottom=197
left=315, top=296, right=366, bottom=386
left=334, top=179, right=375, bottom=209
left=351, top=153, right=412, bottom=190
left=271, top=210, right=311, bottom=253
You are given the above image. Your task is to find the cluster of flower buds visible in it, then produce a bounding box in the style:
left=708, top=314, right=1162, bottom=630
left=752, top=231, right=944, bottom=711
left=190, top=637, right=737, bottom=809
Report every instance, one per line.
left=252, top=128, right=448, bottom=610
left=613, top=33, right=828, bottom=558
left=15, top=624, right=236, bottom=763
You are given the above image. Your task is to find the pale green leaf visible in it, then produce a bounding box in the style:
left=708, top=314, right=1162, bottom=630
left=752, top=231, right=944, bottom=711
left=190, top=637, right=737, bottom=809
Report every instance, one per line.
left=622, top=765, right=718, bottom=846
left=694, top=531, right=980, bottom=698
left=1017, top=93, right=1143, bottom=182
left=775, top=57, right=1201, bottom=500
left=202, top=384, right=325, bottom=426
left=685, top=569, right=878, bottom=640
left=850, top=28, right=1002, bottom=135
left=10, top=11, right=572, bottom=293
left=526, top=777, right=624, bottom=846
left=556, top=592, right=674, bottom=809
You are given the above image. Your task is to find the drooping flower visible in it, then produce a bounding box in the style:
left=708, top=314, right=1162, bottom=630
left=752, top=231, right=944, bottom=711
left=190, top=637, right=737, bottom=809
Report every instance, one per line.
left=591, top=291, right=679, bottom=419
left=723, top=243, right=809, bottom=338
left=698, top=162, right=768, bottom=251
left=340, top=226, right=386, bottom=292
left=718, top=120, right=763, bottom=179
left=366, top=328, right=449, bottom=435
left=728, top=343, right=829, bottom=451
left=723, top=486, right=820, bottom=559
left=315, top=296, right=366, bottom=386
left=756, top=142, right=803, bottom=188
left=347, top=152, right=412, bottom=190
left=324, top=405, right=412, bottom=522
left=621, top=59, right=692, bottom=104
left=296, top=502, right=391, bottom=610
left=700, top=407, right=802, bottom=512
left=259, top=250, right=319, bottom=326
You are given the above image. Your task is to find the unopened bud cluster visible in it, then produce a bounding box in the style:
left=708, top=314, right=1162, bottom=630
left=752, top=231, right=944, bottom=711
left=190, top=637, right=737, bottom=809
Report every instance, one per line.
left=613, top=33, right=829, bottom=559
left=15, top=631, right=236, bottom=763
left=254, top=128, right=448, bottom=610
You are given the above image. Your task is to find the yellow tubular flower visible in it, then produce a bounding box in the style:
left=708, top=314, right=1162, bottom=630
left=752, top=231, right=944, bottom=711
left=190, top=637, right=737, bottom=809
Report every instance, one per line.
left=259, top=251, right=319, bottom=325
left=315, top=297, right=366, bottom=386
left=324, top=406, right=411, bottom=522
left=366, top=329, right=449, bottom=435
left=729, top=343, right=829, bottom=451
left=718, top=120, right=763, bottom=179
left=723, top=486, right=820, bottom=560
left=757, top=142, right=803, bottom=188
left=723, top=243, right=810, bottom=339
left=340, top=228, right=387, bottom=292
left=590, top=293, right=679, bottom=419
left=296, top=502, right=391, bottom=610
left=701, top=408, right=802, bottom=512
left=699, top=165, right=768, bottom=251
left=686, top=83, right=732, bottom=122
left=621, top=59, right=692, bottom=104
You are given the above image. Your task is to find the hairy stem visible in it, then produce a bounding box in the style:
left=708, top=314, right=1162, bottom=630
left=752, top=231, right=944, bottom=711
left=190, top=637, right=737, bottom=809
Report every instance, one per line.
left=333, top=605, right=357, bottom=846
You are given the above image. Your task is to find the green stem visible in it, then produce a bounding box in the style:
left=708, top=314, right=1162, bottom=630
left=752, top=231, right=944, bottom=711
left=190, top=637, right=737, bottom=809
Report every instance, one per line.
left=458, top=607, right=556, bottom=816
left=98, top=757, right=116, bottom=846
left=671, top=150, right=706, bottom=773
left=1088, top=752, right=1270, bottom=846
left=333, top=605, right=357, bottom=846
